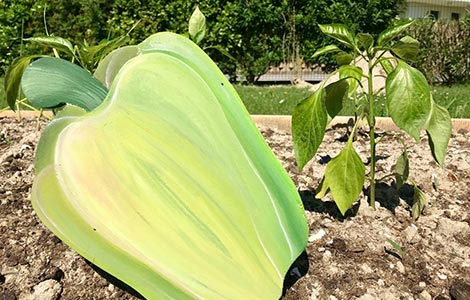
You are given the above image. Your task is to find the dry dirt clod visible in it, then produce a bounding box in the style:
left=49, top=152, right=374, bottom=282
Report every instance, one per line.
left=402, top=224, right=419, bottom=244
left=419, top=290, right=432, bottom=300
left=308, top=229, right=326, bottom=243
left=19, top=279, right=62, bottom=300
left=437, top=218, right=470, bottom=237
left=396, top=261, right=405, bottom=274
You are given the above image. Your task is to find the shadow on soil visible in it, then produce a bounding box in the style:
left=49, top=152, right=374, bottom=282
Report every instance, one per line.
left=365, top=182, right=415, bottom=211
left=298, top=190, right=358, bottom=221
left=88, top=262, right=144, bottom=299
left=282, top=251, right=309, bottom=298
left=88, top=251, right=311, bottom=300
left=298, top=181, right=416, bottom=221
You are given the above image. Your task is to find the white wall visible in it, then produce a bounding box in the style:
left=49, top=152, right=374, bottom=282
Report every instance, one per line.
left=400, top=2, right=469, bottom=19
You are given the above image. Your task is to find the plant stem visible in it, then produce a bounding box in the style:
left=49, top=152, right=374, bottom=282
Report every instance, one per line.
left=368, top=60, right=376, bottom=208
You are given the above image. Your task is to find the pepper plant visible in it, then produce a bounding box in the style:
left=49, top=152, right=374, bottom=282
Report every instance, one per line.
left=292, top=21, right=451, bottom=218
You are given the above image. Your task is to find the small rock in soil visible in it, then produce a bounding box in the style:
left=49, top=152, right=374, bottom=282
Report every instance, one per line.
left=437, top=218, right=470, bottom=237
left=419, top=290, right=432, bottom=300
left=402, top=224, right=419, bottom=244
left=19, top=279, right=62, bottom=300
left=308, top=229, right=326, bottom=243
left=396, top=261, right=406, bottom=274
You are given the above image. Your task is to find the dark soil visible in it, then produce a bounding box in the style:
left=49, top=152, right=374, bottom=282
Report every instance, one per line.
left=1, top=117, right=469, bottom=300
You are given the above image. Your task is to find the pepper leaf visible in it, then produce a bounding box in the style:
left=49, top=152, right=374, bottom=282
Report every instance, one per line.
left=324, top=79, right=348, bottom=118
left=339, top=65, right=363, bottom=95
left=395, top=149, right=409, bottom=189
left=386, top=60, right=432, bottom=141
left=4, top=55, right=43, bottom=110
left=425, top=101, right=451, bottom=166
left=412, top=184, right=426, bottom=220
left=320, top=141, right=366, bottom=215
left=391, top=36, right=420, bottom=61
left=313, top=44, right=341, bottom=58
left=319, top=24, right=357, bottom=50
left=378, top=20, right=414, bottom=46
left=292, top=88, right=328, bottom=171
left=21, top=57, right=108, bottom=111
left=356, top=33, right=374, bottom=51
left=336, top=52, right=353, bottom=66
left=188, top=6, right=206, bottom=44
left=25, top=36, right=75, bottom=56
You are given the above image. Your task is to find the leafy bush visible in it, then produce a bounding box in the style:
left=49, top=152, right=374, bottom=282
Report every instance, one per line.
left=0, top=0, right=405, bottom=81
left=406, top=19, right=470, bottom=84
left=291, top=0, right=406, bottom=70
left=106, top=0, right=285, bottom=83
left=207, top=0, right=286, bottom=82
left=0, top=1, right=40, bottom=71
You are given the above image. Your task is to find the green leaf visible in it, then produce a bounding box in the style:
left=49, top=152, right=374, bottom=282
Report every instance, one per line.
left=324, top=79, right=348, bottom=117
left=94, top=46, right=140, bottom=88
left=292, top=89, right=328, bottom=171
left=25, top=36, right=75, bottom=56
left=21, top=57, right=108, bottom=111
left=292, top=79, right=348, bottom=170
left=335, top=52, right=353, bottom=66
left=79, top=35, right=129, bottom=70
left=386, top=60, right=432, bottom=141
left=32, top=32, right=308, bottom=300
left=356, top=33, right=374, bottom=50
left=54, top=105, right=87, bottom=119
left=425, top=101, right=451, bottom=166
left=395, top=149, right=409, bottom=189
left=204, top=45, right=236, bottom=61
left=411, top=184, right=426, bottom=220
left=379, top=57, right=395, bottom=74
left=386, top=238, right=405, bottom=257
left=318, top=24, right=356, bottom=49
left=188, top=5, right=206, bottom=44
left=339, top=65, right=363, bottom=95
left=378, top=20, right=414, bottom=46
left=4, top=55, right=42, bottom=110
left=391, top=36, right=420, bottom=61
left=321, top=141, right=366, bottom=215
left=315, top=176, right=329, bottom=199
left=312, top=45, right=341, bottom=58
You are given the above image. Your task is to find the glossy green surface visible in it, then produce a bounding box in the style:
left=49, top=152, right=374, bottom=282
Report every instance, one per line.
left=32, top=32, right=308, bottom=300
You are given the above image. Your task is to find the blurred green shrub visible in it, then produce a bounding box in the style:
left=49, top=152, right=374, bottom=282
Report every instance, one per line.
left=0, top=0, right=113, bottom=72
left=0, top=0, right=404, bottom=83
left=290, top=0, right=405, bottom=71
left=406, top=18, right=470, bottom=84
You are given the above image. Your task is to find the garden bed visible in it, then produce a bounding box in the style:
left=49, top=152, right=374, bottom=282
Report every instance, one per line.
left=1, top=116, right=469, bottom=300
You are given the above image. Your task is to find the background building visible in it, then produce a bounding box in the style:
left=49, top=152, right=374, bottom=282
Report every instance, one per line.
left=401, top=0, right=470, bottom=20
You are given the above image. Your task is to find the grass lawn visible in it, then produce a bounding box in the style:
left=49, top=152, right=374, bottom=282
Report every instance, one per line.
left=1, top=77, right=468, bottom=118
left=431, top=84, right=470, bottom=119
left=235, top=84, right=470, bottom=118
